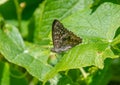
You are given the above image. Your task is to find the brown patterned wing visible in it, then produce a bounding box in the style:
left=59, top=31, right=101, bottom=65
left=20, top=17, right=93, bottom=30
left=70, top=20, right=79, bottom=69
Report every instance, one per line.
left=51, top=19, right=82, bottom=53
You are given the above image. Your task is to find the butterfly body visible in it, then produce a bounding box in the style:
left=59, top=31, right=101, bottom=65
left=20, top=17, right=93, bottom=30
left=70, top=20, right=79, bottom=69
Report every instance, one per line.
left=51, top=19, right=82, bottom=53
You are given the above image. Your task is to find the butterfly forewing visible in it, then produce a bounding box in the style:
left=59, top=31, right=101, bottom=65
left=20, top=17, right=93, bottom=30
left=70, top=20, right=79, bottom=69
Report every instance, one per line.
left=51, top=19, right=82, bottom=53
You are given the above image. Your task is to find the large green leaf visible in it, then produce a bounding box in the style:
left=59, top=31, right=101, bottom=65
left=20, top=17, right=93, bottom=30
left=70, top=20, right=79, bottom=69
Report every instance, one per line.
left=33, top=0, right=93, bottom=44
left=43, top=2, right=120, bottom=82
left=63, top=3, right=120, bottom=41
left=0, top=24, right=52, bottom=80
left=0, top=1, right=120, bottom=84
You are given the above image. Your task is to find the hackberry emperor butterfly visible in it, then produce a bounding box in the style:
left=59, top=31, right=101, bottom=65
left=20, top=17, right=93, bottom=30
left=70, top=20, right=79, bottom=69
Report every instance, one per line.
left=51, top=19, right=82, bottom=53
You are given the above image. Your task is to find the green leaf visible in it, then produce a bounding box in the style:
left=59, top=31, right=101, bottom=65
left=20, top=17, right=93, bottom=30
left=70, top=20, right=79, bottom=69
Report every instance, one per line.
left=0, top=62, right=10, bottom=85
left=1, top=1, right=120, bottom=84
left=0, top=24, right=52, bottom=80
left=43, top=2, right=119, bottom=82
left=3, top=24, right=25, bottom=49
left=33, top=0, right=93, bottom=44
left=0, top=62, right=29, bottom=85
left=63, top=2, right=120, bottom=41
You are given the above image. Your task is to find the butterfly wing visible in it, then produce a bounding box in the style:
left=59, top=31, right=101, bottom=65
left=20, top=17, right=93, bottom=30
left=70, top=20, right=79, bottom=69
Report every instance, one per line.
left=51, top=19, right=82, bottom=53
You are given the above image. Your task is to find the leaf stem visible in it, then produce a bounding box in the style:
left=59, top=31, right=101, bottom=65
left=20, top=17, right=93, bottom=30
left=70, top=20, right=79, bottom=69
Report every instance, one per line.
left=79, top=67, right=88, bottom=79
left=111, top=34, right=120, bottom=52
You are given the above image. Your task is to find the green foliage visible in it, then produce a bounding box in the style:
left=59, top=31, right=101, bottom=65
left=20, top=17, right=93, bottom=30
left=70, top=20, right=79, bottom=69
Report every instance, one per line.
left=0, top=0, right=120, bottom=85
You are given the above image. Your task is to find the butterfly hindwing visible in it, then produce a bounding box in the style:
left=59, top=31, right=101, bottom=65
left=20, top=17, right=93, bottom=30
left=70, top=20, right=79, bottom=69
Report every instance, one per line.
left=51, top=19, right=82, bottom=53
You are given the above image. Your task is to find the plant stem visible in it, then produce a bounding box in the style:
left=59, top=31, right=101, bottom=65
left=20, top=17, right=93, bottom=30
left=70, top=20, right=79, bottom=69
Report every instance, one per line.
left=79, top=67, right=88, bottom=79
left=13, top=0, right=22, bottom=32
left=111, top=34, right=120, bottom=52
left=29, top=77, right=39, bottom=85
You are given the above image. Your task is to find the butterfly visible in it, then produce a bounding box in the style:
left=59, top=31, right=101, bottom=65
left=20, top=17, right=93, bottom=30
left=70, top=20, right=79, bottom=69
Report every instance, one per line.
left=51, top=19, right=82, bottom=53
